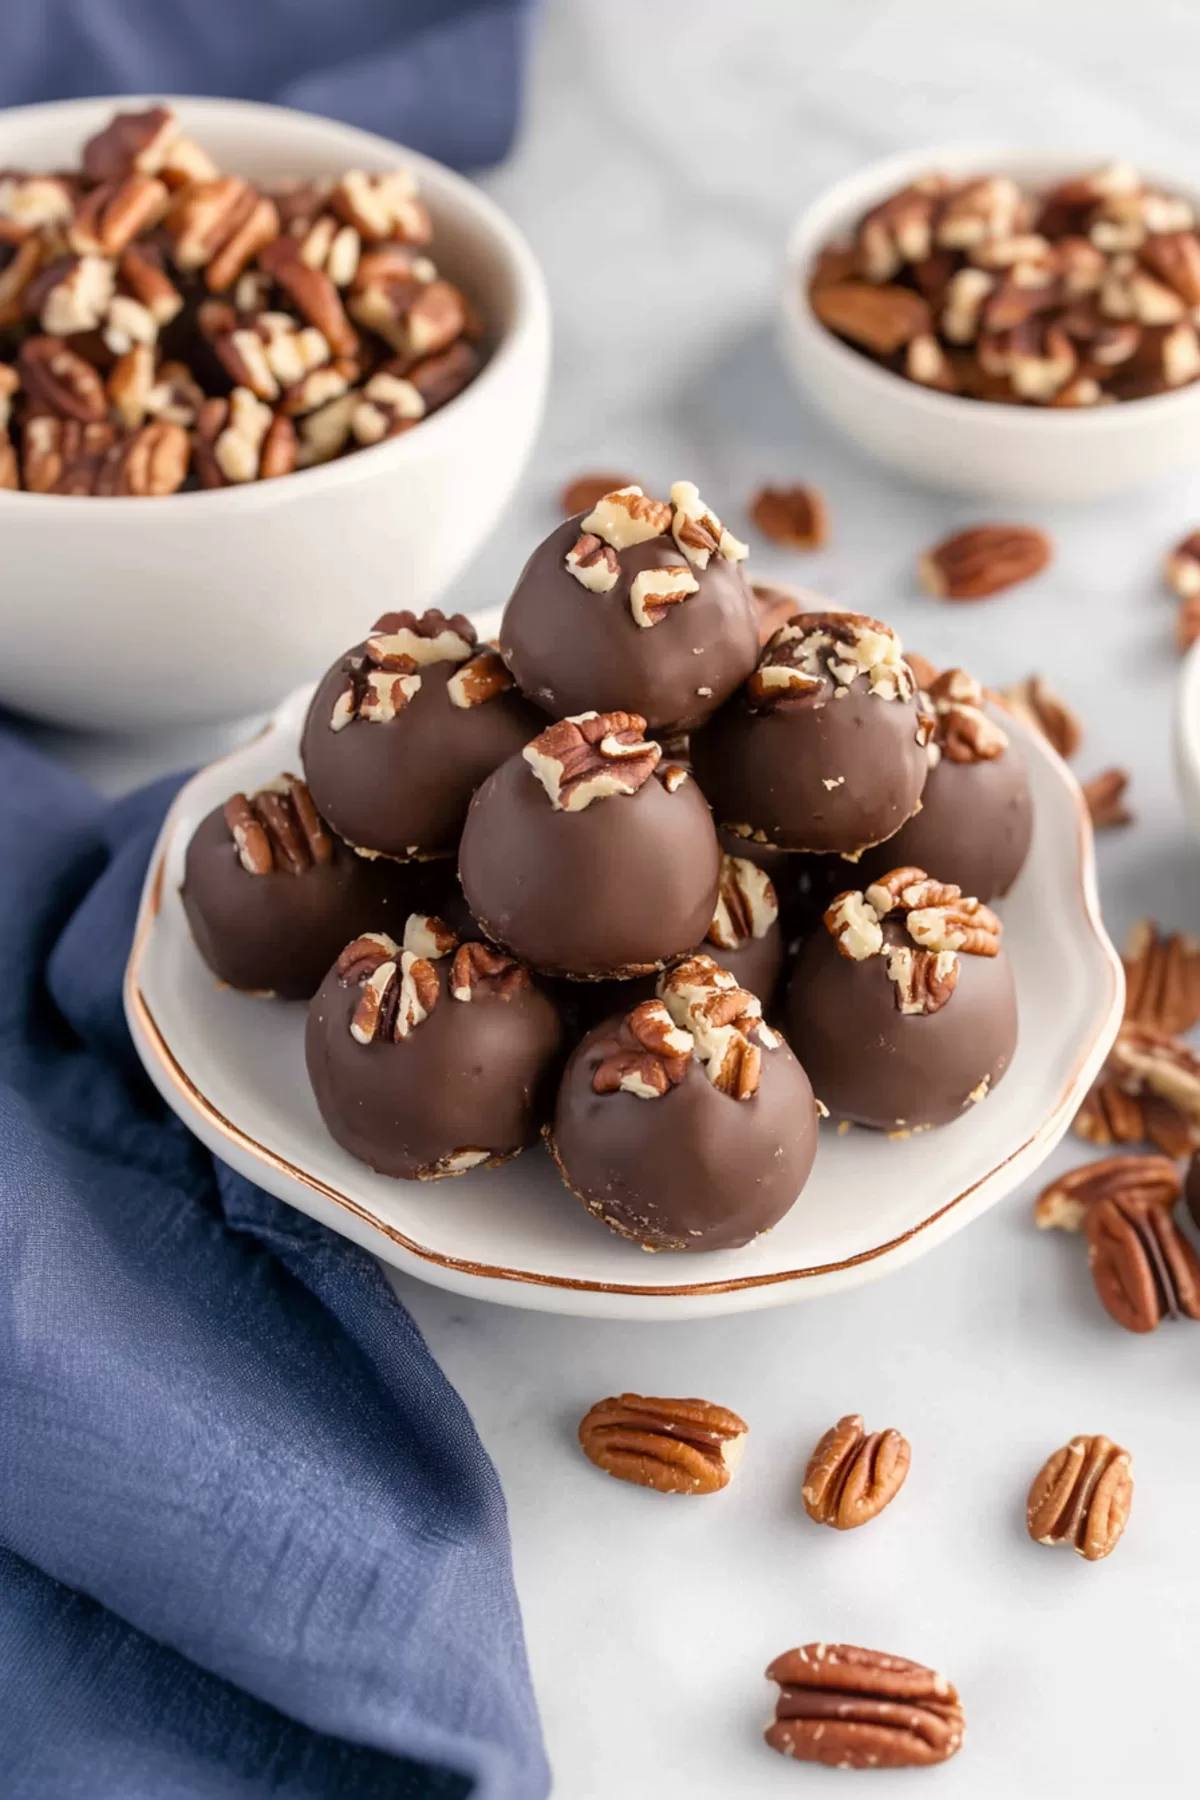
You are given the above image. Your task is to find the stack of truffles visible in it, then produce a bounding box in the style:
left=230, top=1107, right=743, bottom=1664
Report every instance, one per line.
left=183, top=479, right=1029, bottom=1252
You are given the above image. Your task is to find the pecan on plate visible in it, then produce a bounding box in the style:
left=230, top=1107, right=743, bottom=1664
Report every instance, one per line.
left=577, top=1393, right=748, bottom=1494
left=166, top=177, right=279, bottom=292
left=999, top=672, right=1083, bottom=758
left=1123, top=919, right=1200, bottom=1035
left=1081, top=767, right=1134, bottom=829
left=523, top=711, right=661, bottom=812
left=926, top=668, right=1008, bottom=763
left=658, top=954, right=779, bottom=1099
left=561, top=471, right=641, bottom=516
left=1026, top=1434, right=1133, bottom=1560
left=1034, top=1151, right=1181, bottom=1232
left=918, top=524, right=1052, bottom=599
left=346, top=944, right=440, bottom=1045
left=810, top=280, right=931, bottom=355
left=449, top=940, right=530, bottom=1003
left=592, top=999, right=695, bottom=1100
left=765, top=1644, right=964, bottom=1770
left=708, top=855, right=778, bottom=952
left=801, top=1414, right=911, bottom=1530
left=750, top=483, right=829, bottom=550
left=1085, top=1193, right=1200, bottom=1331
left=223, top=774, right=332, bottom=876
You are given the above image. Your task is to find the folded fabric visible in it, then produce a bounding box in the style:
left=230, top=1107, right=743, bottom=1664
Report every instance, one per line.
left=0, top=725, right=549, bottom=1800
left=0, top=0, right=532, bottom=170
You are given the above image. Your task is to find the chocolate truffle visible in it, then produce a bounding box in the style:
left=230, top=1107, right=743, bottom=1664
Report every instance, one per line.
left=458, top=710, right=721, bottom=979
left=301, top=610, right=544, bottom=861
left=784, top=866, right=1018, bottom=1131
left=858, top=668, right=1033, bottom=902
left=690, top=612, right=932, bottom=855
left=182, top=773, right=430, bottom=999
left=499, top=481, right=760, bottom=732
left=548, top=955, right=819, bottom=1250
left=306, top=914, right=564, bottom=1178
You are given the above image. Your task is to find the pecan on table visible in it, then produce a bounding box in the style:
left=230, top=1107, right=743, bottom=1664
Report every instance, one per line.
left=918, top=524, right=1052, bottom=600
left=750, top=483, right=830, bottom=550
left=810, top=280, right=931, bottom=355
left=1085, top=1192, right=1200, bottom=1332
left=1034, top=1152, right=1181, bottom=1233
left=523, top=711, right=662, bottom=812
left=765, top=1644, right=964, bottom=1769
left=802, top=1414, right=911, bottom=1530
left=577, top=1393, right=748, bottom=1494
left=999, top=673, right=1083, bottom=759
left=560, top=471, right=641, bottom=517
left=1082, top=767, right=1134, bottom=829
left=1026, top=1434, right=1133, bottom=1560
left=1122, top=919, right=1200, bottom=1035
left=223, top=774, right=332, bottom=876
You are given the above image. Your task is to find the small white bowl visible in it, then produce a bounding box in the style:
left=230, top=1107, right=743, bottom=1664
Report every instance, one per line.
left=779, top=144, right=1200, bottom=505
left=1173, top=637, right=1200, bottom=829
left=0, top=96, right=550, bottom=731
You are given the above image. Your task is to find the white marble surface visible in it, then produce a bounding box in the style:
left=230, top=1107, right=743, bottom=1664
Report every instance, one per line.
left=27, top=1, right=1200, bottom=1791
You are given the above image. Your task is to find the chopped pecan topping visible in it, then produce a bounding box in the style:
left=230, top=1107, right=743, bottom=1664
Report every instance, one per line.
left=1082, top=766, right=1133, bottom=829
left=17, top=335, right=107, bottom=422
left=884, top=944, right=961, bottom=1015
left=765, top=1644, right=964, bottom=1770
left=919, top=524, right=1052, bottom=599
left=824, top=866, right=998, bottom=1013
left=628, top=564, right=699, bottom=628
left=223, top=774, right=332, bottom=876
left=658, top=763, right=689, bottom=793
left=1000, top=672, right=1083, bottom=759
left=82, top=106, right=179, bottom=183
left=336, top=931, right=398, bottom=982
left=578, top=1393, right=748, bottom=1494
left=330, top=655, right=420, bottom=732
left=331, top=169, right=431, bottom=245
left=447, top=647, right=513, bottom=708
left=592, top=998, right=695, bottom=1100
left=366, top=609, right=476, bottom=667
left=561, top=471, right=641, bottom=516
left=1035, top=1151, right=1181, bottom=1233
left=825, top=889, right=886, bottom=961
left=750, top=483, right=830, bottom=550
left=1123, top=919, right=1200, bottom=1034
left=1027, top=1435, right=1133, bottom=1560
left=1085, top=1194, right=1200, bottom=1331
left=707, top=854, right=778, bottom=951
left=749, top=611, right=916, bottom=709
left=926, top=667, right=1008, bottom=764
left=450, top=940, right=531, bottom=1003
left=658, top=954, right=778, bottom=1099
left=523, top=711, right=661, bottom=811
left=564, top=532, right=619, bottom=593
left=668, top=479, right=748, bottom=566
left=810, top=279, right=931, bottom=354
left=579, top=484, right=672, bottom=550
left=347, top=945, right=440, bottom=1044
left=401, top=914, right=457, bottom=960
left=802, top=1414, right=912, bottom=1530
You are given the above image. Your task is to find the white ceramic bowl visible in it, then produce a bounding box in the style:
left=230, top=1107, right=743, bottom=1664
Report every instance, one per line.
left=0, top=96, right=550, bottom=731
left=779, top=144, right=1200, bottom=505
left=1173, top=637, right=1200, bottom=829
left=125, top=677, right=1123, bottom=1321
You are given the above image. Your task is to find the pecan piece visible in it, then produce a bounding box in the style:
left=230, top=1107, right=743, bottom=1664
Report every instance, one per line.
left=404, top=338, right=481, bottom=414
left=1034, top=1151, right=1180, bottom=1232
left=223, top=774, right=332, bottom=876
left=810, top=280, right=931, bottom=354
left=561, top=471, right=641, bottom=516
left=884, top=943, right=960, bottom=1015
left=1123, top=919, right=1200, bottom=1034
left=366, top=609, right=475, bottom=667
left=81, top=106, right=178, bottom=183
left=1082, top=767, right=1133, bottom=829
left=802, top=1414, right=911, bottom=1530
left=750, top=483, right=829, bottom=550
left=193, top=388, right=294, bottom=487
left=564, top=532, right=619, bottom=593
left=577, top=1393, right=748, bottom=1494
left=918, top=524, right=1052, bottom=599
left=1165, top=529, right=1200, bottom=598
left=349, top=947, right=440, bottom=1044
left=26, top=253, right=117, bottom=337
left=708, top=854, right=778, bottom=951
left=579, top=484, right=672, bottom=550
left=331, top=169, right=431, bottom=245
left=167, top=178, right=279, bottom=292
left=258, top=236, right=358, bottom=357
left=658, top=954, right=778, bottom=1099
left=523, top=711, right=661, bottom=811
left=113, top=420, right=191, bottom=497
left=669, top=480, right=747, bottom=567
left=350, top=369, right=423, bottom=444
left=1086, top=1193, right=1200, bottom=1331
left=118, top=240, right=185, bottom=326
left=447, top=647, right=513, bottom=708
left=68, top=175, right=170, bottom=257
left=766, top=1644, right=964, bottom=1769
left=592, top=999, right=695, bottom=1100
left=17, top=336, right=106, bottom=422
left=926, top=667, right=1008, bottom=764
left=628, top=563, right=699, bottom=628
left=749, top=611, right=914, bottom=708
left=449, top=940, right=530, bottom=1002
left=999, top=673, right=1083, bottom=759
left=1027, top=1435, right=1133, bottom=1561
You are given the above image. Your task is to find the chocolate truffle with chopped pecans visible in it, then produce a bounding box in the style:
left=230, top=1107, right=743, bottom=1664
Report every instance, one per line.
left=690, top=613, right=932, bottom=857
left=181, top=773, right=429, bottom=999
left=301, top=610, right=544, bottom=861
left=498, top=481, right=760, bottom=732
left=784, top=866, right=1018, bottom=1130
left=458, top=711, right=721, bottom=979
left=858, top=667, right=1033, bottom=901
left=547, top=956, right=819, bottom=1251
left=306, top=915, right=564, bottom=1178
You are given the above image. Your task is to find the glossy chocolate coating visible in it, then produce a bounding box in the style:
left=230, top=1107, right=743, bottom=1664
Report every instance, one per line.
left=182, top=803, right=432, bottom=999
left=458, top=755, right=721, bottom=978
left=498, top=516, right=759, bottom=732
left=691, top=681, right=929, bottom=855
left=306, top=950, right=564, bottom=1178
left=784, top=918, right=1018, bottom=1130
left=301, top=654, right=544, bottom=860
left=857, top=736, right=1033, bottom=902
left=548, top=1014, right=819, bottom=1251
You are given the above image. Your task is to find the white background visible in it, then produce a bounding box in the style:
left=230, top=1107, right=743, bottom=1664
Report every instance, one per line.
left=34, top=1, right=1200, bottom=1792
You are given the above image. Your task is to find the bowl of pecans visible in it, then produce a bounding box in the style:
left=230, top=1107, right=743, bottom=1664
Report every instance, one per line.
left=0, top=96, right=549, bottom=730
left=779, top=145, right=1200, bottom=504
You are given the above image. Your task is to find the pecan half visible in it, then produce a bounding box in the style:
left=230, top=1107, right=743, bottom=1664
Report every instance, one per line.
left=927, top=667, right=1008, bottom=763
left=810, top=280, right=932, bottom=354
left=68, top=174, right=169, bottom=257
left=824, top=889, right=886, bottom=961
left=561, top=471, right=641, bottom=516
left=919, top=524, right=1052, bottom=599
left=167, top=178, right=279, bottom=292
left=25, top=254, right=117, bottom=338
left=750, top=484, right=829, bottom=550
left=223, top=774, right=332, bottom=876
left=193, top=387, right=294, bottom=486
left=802, top=1414, right=911, bottom=1530
left=577, top=1393, right=748, bottom=1494
left=523, top=711, right=661, bottom=811
left=658, top=954, right=779, bottom=1099
left=863, top=868, right=1002, bottom=956
left=81, top=106, right=179, bottom=183
left=119, top=241, right=185, bottom=325
left=349, top=948, right=440, bottom=1044
left=449, top=940, right=531, bottom=1003
left=20, top=416, right=109, bottom=493
left=17, top=335, right=106, bottom=423
left=1086, top=1193, right=1200, bottom=1331
left=404, top=338, right=480, bottom=413
left=1026, top=1435, right=1133, bottom=1561
left=668, top=479, right=747, bottom=567
left=749, top=611, right=915, bottom=708
left=708, top=855, right=778, bottom=951
left=367, top=609, right=475, bottom=667
left=1035, top=1152, right=1181, bottom=1232
left=1082, top=767, right=1133, bottom=829
left=765, top=1644, right=964, bottom=1770
left=579, top=484, right=672, bottom=550
left=446, top=647, right=513, bottom=708
left=592, top=998, right=695, bottom=1100
left=1000, top=673, right=1083, bottom=758
left=257, top=236, right=358, bottom=357
left=1123, top=919, right=1200, bottom=1034
left=401, top=914, right=458, bottom=961
left=884, top=943, right=960, bottom=1015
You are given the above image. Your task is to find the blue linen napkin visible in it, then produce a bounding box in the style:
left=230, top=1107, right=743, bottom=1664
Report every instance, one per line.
left=0, top=0, right=532, bottom=170
left=0, top=724, right=550, bottom=1798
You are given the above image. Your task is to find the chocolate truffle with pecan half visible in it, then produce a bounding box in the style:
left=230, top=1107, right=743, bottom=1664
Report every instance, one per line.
left=784, top=866, right=1018, bottom=1131
left=548, top=956, right=819, bottom=1251
left=458, top=711, right=721, bottom=979
left=181, top=773, right=428, bottom=999
left=306, top=914, right=564, bottom=1178
left=301, top=610, right=544, bottom=862
left=690, top=612, right=932, bottom=856
left=858, top=668, right=1033, bottom=902
left=499, top=481, right=759, bottom=733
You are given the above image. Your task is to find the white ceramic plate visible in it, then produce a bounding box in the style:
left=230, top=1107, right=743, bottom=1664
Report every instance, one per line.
left=126, top=680, right=1123, bottom=1320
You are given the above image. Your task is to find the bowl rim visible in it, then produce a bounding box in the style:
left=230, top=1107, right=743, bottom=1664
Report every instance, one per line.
left=0, top=93, right=550, bottom=518
left=781, top=138, right=1200, bottom=432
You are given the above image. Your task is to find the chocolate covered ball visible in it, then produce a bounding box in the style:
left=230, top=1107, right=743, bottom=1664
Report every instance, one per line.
left=548, top=956, right=819, bottom=1250
left=459, top=711, right=721, bottom=979
left=182, top=773, right=431, bottom=999
left=858, top=669, right=1033, bottom=902
left=306, top=915, right=564, bottom=1178
left=691, top=612, right=931, bottom=855
left=784, top=867, right=1018, bottom=1131
left=499, top=481, right=759, bottom=732
left=301, top=610, right=544, bottom=861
